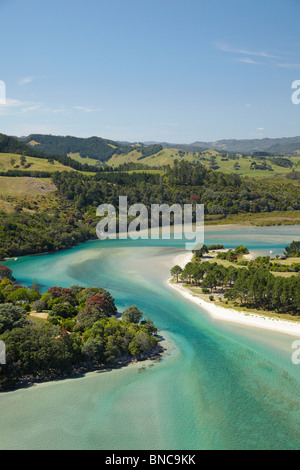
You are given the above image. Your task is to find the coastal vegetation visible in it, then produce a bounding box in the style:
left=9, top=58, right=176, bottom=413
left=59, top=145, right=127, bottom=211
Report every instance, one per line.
left=0, top=131, right=299, bottom=397
left=171, top=242, right=300, bottom=318
left=0, top=203, right=94, bottom=259
left=0, top=270, right=161, bottom=391
left=285, top=241, right=300, bottom=258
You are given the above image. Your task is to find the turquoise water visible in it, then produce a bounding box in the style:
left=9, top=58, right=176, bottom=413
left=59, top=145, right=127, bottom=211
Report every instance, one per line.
left=0, top=225, right=300, bottom=450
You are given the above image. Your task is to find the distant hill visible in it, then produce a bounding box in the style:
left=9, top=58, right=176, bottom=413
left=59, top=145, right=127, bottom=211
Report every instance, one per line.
left=21, top=134, right=127, bottom=162
left=21, top=134, right=163, bottom=162
left=161, top=137, right=300, bottom=156
left=18, top=133, right=300, bottom=161
left=0, top=133, right=102, bottom=173
left=0, top=133, right=38, bottom=156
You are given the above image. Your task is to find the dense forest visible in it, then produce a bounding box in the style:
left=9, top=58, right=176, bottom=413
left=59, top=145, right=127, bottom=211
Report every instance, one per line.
left=20, top=134, right=163, bottom=162
left=0, top=134, right=165, bottom=174
left=53, top=160, right=300, bottom=216
left=0, top=269, right=161, bottom=391
left=0, top=203, right=95, bottom=259
left=0, top=133, right=104, bottom=173
left=0, top=159, right=300, bottom=260
left=285, top=241, right=300, bottom=258
left=21, top=134, right=132, bottom=161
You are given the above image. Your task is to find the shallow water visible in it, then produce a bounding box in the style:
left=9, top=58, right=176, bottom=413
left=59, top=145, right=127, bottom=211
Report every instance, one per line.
left=0, top=225, right=300, bottom=450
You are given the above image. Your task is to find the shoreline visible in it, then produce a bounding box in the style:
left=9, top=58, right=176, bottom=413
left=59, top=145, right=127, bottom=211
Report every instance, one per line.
left=1, top=221, right=300, bottom=263
left=1, top=331, right=176, bottom=394
left=169, top=251, right=300, bottom=338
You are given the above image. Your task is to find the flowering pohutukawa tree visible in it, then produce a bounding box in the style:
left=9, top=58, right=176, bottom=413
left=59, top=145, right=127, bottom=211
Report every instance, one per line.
left=86, top=295, right=117, bottom=317
left=47, top=287, right=76, bottom=305
left=0, top=265, right=14, bottom=281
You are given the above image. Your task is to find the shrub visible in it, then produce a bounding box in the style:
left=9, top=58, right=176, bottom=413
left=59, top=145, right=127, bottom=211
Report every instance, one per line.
left=32, top=300, right=46, bottom=313
left=0, top=266, right=14, bottom=281
left=0, top=303, right=27, bottom=334
left=50, top=302, right=77, bottom=319
left=122, top=305, right=143, bottom=324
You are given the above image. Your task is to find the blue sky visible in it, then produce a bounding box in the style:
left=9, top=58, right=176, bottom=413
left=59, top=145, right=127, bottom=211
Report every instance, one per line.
left=0, top=0, right=300, bottom=143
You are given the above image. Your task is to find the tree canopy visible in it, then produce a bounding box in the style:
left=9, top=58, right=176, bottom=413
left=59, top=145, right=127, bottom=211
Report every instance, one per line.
left=0, top=268, right=161, bottom=391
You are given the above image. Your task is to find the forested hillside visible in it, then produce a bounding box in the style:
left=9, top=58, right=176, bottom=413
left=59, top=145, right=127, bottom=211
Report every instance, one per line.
left=52, top=160, right=300, bottom=216
left=0, top=134, right=101, bottom=173
left=0, top=134, right=300, bottom=260
left=1, top=133, right=299, bottom=178
left=21, top=134, right=163, bottom=162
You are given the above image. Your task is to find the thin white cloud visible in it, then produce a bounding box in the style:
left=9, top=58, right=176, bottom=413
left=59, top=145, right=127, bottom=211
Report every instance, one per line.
left=235, top=57, right=260, bottom=65
left=0, top=98, right=103, bottom=117
left=216, top=42, right=280, bottom=59
left=0, top=98, right=24, bottom=115
left=0, top=98, right=43, bottom=116
left=74, top=106, right=102, bottom=113
left=48, top=107, right=68, bottom=114
left=20, top=105, right=42, bottom=113
left=217, top=42, right=300, bottom=70
left=18, top=75, right=47, bottom=86
left=5, top=98, right=23, bottom=106
left=18, top=76, right=34, bottom=85
left=276, top=62, right=300, bottom=69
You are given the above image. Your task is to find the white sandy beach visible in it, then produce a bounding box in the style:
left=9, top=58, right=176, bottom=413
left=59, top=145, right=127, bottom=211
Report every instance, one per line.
left=169, top=251, right=300, bottom=338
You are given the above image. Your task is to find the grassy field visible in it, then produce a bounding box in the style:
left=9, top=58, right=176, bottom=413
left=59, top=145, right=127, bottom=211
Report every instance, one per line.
left=202, top=252, right=299, bottom=278
left=200, top=244, right=300, bottom=274
left=107, top=148, right=203, bottom=167
left=0, top=176, right=59, bottom=213
left=0, top=153, right=96, bottom=177
left=0, top=152, right=96, bottom=214
left=0, top=176, right=56, bottom=197
left=0, top=153, right=73, bottom=173
left=67, top=152, right=104, bottom=168
left=201, top=153, right=300, bottom=178
left=205, top=210, right=300, bottom=226
left=105, top=147, right=300, bottom=178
